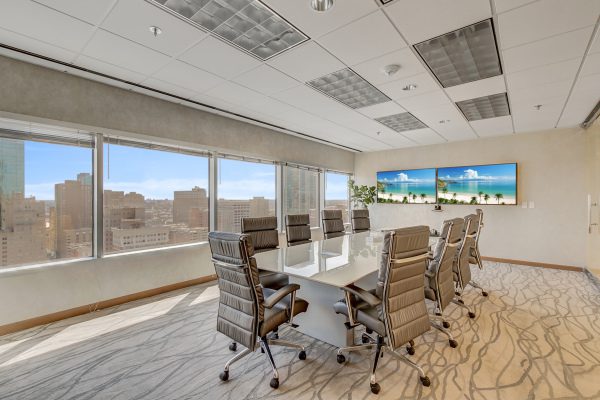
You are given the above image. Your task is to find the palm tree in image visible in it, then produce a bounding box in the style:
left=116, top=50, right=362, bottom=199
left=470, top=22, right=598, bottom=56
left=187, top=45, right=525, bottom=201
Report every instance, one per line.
left=402, top=196, right=408, bottom=204
left=452, top=193, right=457, bottom=200
left=470, top=196, right=478, bottom=205
left=412, top=194, right=417, bottom=203
left=478, top=191, right=484, bottom=204
left=484, top=193, right=490, bottom=204
left=408, top=191, right=413, bottom=203
left=494, top=193, right=503, bottom=204
left=420, top=193, right=426, bottom=203
left=442, top=187, right=448, bottom=199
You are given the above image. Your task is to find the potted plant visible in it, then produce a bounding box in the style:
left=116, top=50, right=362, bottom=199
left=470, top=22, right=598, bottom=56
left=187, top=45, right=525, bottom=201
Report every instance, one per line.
left=348, top=179, right=377, bottom=209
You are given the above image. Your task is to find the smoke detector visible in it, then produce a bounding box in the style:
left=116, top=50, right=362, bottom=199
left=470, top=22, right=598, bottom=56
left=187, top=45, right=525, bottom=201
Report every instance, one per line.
left=382, top=64, right=401, bottom=77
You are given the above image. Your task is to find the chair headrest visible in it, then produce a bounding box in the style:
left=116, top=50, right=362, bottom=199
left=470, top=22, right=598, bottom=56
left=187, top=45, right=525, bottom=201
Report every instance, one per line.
left=322, top=209, right=342, bottom=220
left=285, top=214, right=310, bottom=226
left=208, top=231, right=255, bottom=262
left=351, top=209, right=369, bottom=219
left=441, top=218, right=464, bottom=243
left=241, top=216, right=277, bottom=233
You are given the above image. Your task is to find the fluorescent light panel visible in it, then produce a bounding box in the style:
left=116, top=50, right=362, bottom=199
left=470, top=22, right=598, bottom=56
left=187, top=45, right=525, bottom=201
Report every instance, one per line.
left=152, top=0, right=308, bottom=60
left=456, top=93, right=510, bottom=121
left=414, top=19, right=502, bottom=88
left=375, top=112, right=427, bottom=132
left=308, top=68, right=390, bottom=109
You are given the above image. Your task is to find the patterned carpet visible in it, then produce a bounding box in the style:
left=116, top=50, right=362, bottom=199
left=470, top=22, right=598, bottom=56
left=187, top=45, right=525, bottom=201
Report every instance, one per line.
left=0, top=262, right=599, bottom=400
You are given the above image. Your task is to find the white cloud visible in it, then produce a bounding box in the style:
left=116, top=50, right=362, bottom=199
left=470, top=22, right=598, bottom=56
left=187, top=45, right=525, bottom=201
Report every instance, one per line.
left=398, top=173, right=409, bottom=181
left=463, top=169, right=478, bottom=179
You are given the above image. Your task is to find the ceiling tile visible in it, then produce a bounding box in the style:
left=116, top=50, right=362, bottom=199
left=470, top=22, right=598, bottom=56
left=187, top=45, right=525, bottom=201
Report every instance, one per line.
left=82, top=29, right=171, bottom=75
left=358, top=101, right=406, bottom=118
left=512, top=103, right=563, bottom=133
left=352, top=47, right=427, bottom=86
left=445, top=75, right=507, bottom=102
left=493, top=0, right=537, bottom=14
left=385, top=0, right=491, bottom=44
left=179, top=36, right=262, bottom=79
left=580, top=52, right=600, bottom=77
left=469, top=115, right=514, bottom=137
left=75, top=54, right=147, bottom=83
left=0, top=1, right=95, bottom=53
left=557, top=100, right=596, bottom=128
left=370, top=127, right=416, bottom=148
left=0, top=26, right=76, bottom=63
left=203, top=82, right=269, bottom=108
left=271, top=84, right=349, bottom=118
left=435, top=120, right=479, bottom=141
left=377, top=73, right=441, bottom=100
left=557, top=73, right=600, bottom=127
left=267, top=41, right=345, bottom=82
left=233, top=64, right=299, bottom=95
left=509, top=79, right=572, bottom=106
left=505, top=58, right=581, bottom=90
left=33, top=0, right=116, bottom=25
left=400, top=128, right=446, bottom=145
left=260, top=0, right=377, bottom=38
left=501, top=27, right=593, bottom=74
left=397, top=90, right=451, bottom=111
left=140, top=77, right=199, bottom=100
left=245, top=97, right=295, bottom=117
left=318, top=11, right=407, bottom=66
left=101, top=0, right=205, bottom=57
left=408, top=102, right=477, bottom=141
left=497, top=0, right=600, bottom=49
left=590, top=30, right=600, bottom=54
left=151, top=60, right=223, bottom=93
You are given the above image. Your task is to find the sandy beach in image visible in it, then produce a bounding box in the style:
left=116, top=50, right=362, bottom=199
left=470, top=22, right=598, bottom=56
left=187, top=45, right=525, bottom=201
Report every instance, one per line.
left=438, top=193, right=516, bottom=204
left=379, top=192, right=435, bottom=204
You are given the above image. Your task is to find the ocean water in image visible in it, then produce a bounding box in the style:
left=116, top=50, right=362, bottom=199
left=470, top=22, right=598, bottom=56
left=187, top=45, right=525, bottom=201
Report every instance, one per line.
left=378, top=182, right=436, bottom=202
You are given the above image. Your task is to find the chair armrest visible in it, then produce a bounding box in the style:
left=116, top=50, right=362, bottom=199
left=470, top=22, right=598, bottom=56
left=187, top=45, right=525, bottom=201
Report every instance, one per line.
left=425, top=269, right=435, bottom=279
left=264, top=284, right=300, bottom=309
left=341, top=284, right=381, bottom=307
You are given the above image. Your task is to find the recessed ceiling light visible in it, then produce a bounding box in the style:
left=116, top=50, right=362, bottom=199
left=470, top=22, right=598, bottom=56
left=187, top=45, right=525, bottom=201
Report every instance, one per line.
left=151, top=0, right=308, bottom=60
left=414, top=19, right=502, bottom=88
left=402, top=84, right=417, bottom=91
left=456, top=93, right=510, bottom=121
left=308, top=68, right=390, bottom=109
left=149, top=26, right=162, bottom=37
left=375, top=112, right=428, bottom=132
left=311, top=0, right=334, bottom=12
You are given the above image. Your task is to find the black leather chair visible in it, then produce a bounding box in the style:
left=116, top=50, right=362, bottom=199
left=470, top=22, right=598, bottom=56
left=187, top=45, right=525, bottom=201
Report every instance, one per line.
left=350, top=209, right=370, bottom=233
left=285, top=214, right=312, bottom=246
left=321, top=209, right=345, bottom=239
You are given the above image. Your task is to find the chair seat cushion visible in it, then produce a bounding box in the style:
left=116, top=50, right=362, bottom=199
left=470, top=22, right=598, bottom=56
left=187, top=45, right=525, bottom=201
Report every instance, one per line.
left=333, top=297, right=386, bottom=337
left=259, top=270, right=289, bottom=290
left=424, top=275, right=437, bottom=301
left=260, top=288, right=308, bottom=337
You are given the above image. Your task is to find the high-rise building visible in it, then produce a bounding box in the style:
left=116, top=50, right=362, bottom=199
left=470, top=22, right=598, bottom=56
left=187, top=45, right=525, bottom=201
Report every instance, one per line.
left=54, top=173, right=93, bottom=258
left=0, top=138, right=25, bottom=197
left=173, top=186, right=208, bottom=227
left=217, top=197, right=274, bottom=232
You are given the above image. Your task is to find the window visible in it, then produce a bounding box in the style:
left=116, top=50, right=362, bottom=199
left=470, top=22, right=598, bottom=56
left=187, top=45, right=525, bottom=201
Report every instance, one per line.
left=283, top=166, right=319, bottom=227
left=0, top=134, right=93, bottom=268
left=103, top=142, right=209, bottom=254
left=325, top=172, right=350, bottom=224
left=217, top=158, right=276, bottom=232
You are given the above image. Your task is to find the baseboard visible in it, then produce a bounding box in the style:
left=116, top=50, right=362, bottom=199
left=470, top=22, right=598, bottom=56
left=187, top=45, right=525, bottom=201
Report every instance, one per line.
left=481, top=256, right=582, bottom=272
left=0, top=274, right=217, bottom=337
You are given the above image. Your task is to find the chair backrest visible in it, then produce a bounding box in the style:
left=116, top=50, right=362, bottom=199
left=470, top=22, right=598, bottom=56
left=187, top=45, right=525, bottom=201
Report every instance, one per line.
left=321, top=209, right=345, bottom=239
left=241, top=216, right=278, bottom=253
left=377, top=225, right=431, bottom=349
left=474, top=208, right=483, bottom=245
left=455, top=214, right=477, bottom=287
left=285, top=214, right=312, bottom=246
left=351, top=209, right=370, bottom=233
left=429, top=218, right=464, bottom=311
left=209, top=231, right=264, bottom=351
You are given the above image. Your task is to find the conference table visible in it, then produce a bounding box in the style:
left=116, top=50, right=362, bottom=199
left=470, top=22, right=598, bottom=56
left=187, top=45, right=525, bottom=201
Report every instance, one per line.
left=254, top=231, right=439, bottom=347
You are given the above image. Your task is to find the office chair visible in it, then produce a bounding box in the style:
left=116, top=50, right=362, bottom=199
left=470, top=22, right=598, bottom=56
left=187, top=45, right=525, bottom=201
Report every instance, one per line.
left=424, top=218, right=465, bottom=348
left=452, top=215, right=478, bottom=319
left=285, top=214, right=312, bottom=246
left=209, top=231, right=309, bottom=389
left=350, top=209, right=371, bottom=233
left=241, top=216, right=288, bottom=290
left=333, top=226, right=432, bottom=394
left=321, top=209, right=346, bottom=239
left=468, top=209, right=489, bottom=297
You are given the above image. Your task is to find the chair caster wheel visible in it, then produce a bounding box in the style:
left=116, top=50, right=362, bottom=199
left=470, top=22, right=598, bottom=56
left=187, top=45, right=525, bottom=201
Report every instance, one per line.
left=361, top=334, right=370, bottom=344
left=336, top=354, right=346, bottom=364
left=370, top=382, right=381, bottom=394
left=219, top=371, right=229, bottom=381
left=482, top=291, right=489, bottom=297
left=406, top=346, right=415, bottom=355
left=228, top=342, right=237, bottom=352
left=420, top=376, right=431, bottom=387
left=468, top=312, right=476, bottom=319
left=449, top=339, right=458, bottom=348
left=458, top=299, right=464, bottom=304
left=270, top=378, right=279, bottom=389
left=299, top=350, right=306, bottom=360
left=442, top=321, right=450, bottom=329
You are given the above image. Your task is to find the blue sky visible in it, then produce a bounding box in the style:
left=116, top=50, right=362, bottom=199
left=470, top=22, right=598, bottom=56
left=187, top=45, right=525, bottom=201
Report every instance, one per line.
left=377, top=168, right=436, bottom=183
left=22, top=142, right=348, bottom=201
left=438, top=164, right=516, bottom=181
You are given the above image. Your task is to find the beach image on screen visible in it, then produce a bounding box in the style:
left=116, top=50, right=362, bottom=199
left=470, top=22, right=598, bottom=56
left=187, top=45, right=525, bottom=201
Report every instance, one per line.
left=377, top=169, right=437, bottom=204
left=437, top=163, right=517, bottom=205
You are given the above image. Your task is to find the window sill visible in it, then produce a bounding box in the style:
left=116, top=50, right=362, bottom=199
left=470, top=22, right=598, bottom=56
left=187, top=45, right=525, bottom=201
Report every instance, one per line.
left=103, top=241, right=209, bottom=258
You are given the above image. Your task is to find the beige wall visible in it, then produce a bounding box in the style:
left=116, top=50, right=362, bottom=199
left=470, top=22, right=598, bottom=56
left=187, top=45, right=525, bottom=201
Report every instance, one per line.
left=0, top=55, right=351, bottom=327
left=355, top=128, right=588, bottom=268
left=586, top=120, right=600, bottom=278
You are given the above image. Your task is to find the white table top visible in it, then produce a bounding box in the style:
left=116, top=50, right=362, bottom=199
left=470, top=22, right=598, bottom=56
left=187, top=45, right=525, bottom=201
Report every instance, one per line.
left=254, top=232, right=442, bottom=288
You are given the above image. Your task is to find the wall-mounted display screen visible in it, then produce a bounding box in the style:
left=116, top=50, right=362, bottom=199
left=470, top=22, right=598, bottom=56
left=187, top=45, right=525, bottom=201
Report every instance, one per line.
left=437, top=163, right=517, bottom=205
left=377, top=168, right=437, bottom=204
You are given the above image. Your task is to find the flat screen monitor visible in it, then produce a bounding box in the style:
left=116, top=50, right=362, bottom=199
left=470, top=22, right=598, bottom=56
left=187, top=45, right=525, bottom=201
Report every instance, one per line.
left=376, top=168, right=437, bottom=204
left=437, top=163, right=517, bottom=205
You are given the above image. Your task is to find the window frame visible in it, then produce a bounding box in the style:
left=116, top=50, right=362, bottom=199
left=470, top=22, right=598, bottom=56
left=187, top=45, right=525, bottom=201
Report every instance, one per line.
left=281, top=164, right=321, bottom=229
